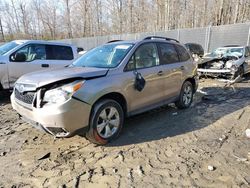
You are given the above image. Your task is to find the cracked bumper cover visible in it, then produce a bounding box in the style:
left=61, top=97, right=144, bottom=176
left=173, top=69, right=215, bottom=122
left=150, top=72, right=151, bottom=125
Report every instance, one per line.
left=11, top=93, right=91, bottom=136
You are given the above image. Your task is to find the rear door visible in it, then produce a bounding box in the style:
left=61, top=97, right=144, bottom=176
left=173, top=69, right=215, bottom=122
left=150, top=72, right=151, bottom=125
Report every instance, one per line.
left=123, top=43, right=165, bottom=112
left=157, top=43, right=183, bottom=98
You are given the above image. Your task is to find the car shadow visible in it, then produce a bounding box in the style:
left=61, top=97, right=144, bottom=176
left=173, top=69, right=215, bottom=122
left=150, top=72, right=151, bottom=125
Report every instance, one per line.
left=0, top=91, right=11, bottom=106
left=108, top=81, right=250, bottom=147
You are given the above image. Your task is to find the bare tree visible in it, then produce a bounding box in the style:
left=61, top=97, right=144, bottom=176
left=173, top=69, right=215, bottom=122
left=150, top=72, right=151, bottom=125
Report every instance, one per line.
left=0, top=0, right=248, bottom=41
left=64, top=0, right=73, bottom=38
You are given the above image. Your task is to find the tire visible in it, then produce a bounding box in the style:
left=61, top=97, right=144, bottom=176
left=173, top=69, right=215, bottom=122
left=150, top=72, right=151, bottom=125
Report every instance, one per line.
left=86, top=99, right=124, bottom=145
left=175, top=81, right=194, bottom=109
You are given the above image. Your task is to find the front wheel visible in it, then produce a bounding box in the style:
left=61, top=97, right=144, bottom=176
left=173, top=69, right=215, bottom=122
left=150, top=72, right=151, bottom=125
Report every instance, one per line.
left=175, top=81, right=194, bottom=109
left=86, top=99, right=124, bottom=145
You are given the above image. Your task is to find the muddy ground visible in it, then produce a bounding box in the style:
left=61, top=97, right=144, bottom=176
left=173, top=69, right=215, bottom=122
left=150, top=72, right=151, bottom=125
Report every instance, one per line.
left=0, top=78, right=250, bottom=188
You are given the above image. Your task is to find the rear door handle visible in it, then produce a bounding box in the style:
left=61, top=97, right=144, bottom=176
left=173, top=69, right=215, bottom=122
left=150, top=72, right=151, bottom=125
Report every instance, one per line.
left=157, top=71, right=163, bottom=76
left=41, top=64, right=49, bottom=68
left=180, top=66, right=185, bottom=70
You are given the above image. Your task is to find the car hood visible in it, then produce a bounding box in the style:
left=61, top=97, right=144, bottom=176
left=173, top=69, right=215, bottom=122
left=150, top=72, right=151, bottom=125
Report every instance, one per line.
left=17, top=66, right=109, bottom=87
left=199, top=53, right=243, bottom=65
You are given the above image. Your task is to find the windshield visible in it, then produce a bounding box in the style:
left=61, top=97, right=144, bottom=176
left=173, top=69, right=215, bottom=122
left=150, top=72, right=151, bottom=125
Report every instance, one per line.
left=72, top=43, right=134, bottom=68
left=206, top=47, right=244, bottom=58
left=0, top=41, right=22, bottom=55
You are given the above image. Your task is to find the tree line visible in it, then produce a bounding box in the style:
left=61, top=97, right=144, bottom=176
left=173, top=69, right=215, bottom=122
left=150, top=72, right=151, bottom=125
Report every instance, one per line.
left=0, top=0, right=249, bottom=41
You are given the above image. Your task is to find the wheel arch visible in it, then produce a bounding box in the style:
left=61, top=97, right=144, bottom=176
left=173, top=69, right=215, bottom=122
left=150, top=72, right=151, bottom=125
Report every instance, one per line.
left=92, top=92, right=128, bottom=117
left=184, top=77, right=196, bottom=91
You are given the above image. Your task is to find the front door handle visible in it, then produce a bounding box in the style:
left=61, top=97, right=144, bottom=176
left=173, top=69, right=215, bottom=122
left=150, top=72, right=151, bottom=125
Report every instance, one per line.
left=41, top=64, right=49, bottom=68
left=180, top=66, right=185, bottom=70
left=157, top=71, right=163, bottom=76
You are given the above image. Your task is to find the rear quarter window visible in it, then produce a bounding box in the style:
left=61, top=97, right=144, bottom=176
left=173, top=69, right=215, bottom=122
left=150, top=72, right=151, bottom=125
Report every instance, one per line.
left=175, top=45, right=191, bottom=62
left=46, top=45, right=73, bottom=60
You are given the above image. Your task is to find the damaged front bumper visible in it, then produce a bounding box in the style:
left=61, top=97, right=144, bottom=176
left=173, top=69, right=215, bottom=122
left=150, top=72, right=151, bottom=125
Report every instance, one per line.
left=11, top=93, right=91, bottom=137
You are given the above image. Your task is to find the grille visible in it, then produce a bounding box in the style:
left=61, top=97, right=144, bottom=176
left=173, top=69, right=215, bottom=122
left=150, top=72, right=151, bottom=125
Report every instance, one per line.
left=15, top=89, right=35, bottom=105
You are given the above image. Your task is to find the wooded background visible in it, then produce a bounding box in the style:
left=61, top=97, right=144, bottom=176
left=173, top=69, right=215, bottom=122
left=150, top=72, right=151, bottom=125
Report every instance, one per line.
left=0, top=0, right=249, bottom=41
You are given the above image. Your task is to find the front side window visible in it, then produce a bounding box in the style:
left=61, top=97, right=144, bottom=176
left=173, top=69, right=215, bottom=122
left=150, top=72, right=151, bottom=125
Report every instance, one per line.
left=72, top=43, right=133, bottom=68
left=175, top=45, right=191, bottom=62
left=0, top=41, right=22, bottom=55
left=126, top=43, right=159, bottom=71
left=158, top=43, right=179, bottom=64
left=11, top=44, right=46, bottom=62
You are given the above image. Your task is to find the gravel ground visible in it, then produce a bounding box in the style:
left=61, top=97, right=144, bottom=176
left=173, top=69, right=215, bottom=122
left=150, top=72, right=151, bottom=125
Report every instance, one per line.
left=0, top=78, right=250, bottom=188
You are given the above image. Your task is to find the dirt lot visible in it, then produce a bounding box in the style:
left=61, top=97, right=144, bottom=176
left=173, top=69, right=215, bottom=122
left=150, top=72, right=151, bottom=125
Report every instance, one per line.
left=0, top=78, right=250, bottom=188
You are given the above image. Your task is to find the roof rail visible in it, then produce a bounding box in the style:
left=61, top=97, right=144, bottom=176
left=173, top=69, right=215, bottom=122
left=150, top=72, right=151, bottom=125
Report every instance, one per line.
left=107, top=40, right=123, bottom=43
left=143, top=36, right=179, bottom=43
left=223, top=45, right=240, bottom=47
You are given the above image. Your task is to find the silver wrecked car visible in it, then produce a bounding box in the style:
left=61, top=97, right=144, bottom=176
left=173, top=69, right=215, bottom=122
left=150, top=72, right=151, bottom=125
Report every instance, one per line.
left=198, top=45, right=250, bottom=79
left=11, top=36, right=198, bottom=144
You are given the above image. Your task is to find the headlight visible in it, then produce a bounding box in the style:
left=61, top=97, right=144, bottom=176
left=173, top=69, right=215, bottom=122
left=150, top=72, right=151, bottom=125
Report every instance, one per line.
left=43, top=80, right=84, bottom=104
left=225, top=61, right=233, bottom=69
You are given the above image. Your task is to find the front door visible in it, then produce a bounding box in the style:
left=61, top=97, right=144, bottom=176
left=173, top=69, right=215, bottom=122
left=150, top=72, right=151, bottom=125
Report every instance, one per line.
left=123, top=43, right=165, bottom=113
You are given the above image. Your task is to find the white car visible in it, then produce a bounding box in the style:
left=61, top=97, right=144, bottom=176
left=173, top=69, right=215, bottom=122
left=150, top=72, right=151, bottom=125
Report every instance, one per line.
left=0, top=40, right=78, bottom=90
left=198, top=45, right=250, bottom=79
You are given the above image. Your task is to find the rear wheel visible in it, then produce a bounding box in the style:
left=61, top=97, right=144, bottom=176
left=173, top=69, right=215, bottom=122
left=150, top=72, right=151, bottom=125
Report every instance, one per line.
left=175, top=81, right=194, bottom=109
left=86, top=99, right=124, bottom=145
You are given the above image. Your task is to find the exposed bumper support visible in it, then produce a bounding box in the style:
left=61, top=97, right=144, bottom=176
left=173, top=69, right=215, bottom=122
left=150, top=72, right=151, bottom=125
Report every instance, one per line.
left=197, top=68, right=236, bottom=78
left=198, top=68, right=232, bottom=73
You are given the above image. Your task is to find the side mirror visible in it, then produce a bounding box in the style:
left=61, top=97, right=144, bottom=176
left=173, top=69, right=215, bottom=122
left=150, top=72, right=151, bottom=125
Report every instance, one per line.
left=13, top=52, right=26, bottom=62
left=77, top=47, right=84, bottom=53
left=134, top=71, right=146, bottom=92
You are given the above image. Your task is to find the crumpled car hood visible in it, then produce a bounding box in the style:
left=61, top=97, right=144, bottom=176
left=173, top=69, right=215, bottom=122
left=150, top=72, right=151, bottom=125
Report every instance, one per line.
left=199, top=53, right=241, bottom=65
left=17, top=66, right=109, bottom=87
left=198, top=57, right=219, bottom=64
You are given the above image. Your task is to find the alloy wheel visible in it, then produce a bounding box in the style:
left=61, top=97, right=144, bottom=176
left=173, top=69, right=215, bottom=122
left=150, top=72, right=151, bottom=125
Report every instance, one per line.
left=182, top=85, right=192, bottom=106
left=96, top=107, right=120, bottom=138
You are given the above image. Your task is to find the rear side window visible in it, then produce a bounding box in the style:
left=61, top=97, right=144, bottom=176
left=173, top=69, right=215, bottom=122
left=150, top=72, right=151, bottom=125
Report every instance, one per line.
left=46, top=45, right=73, bottom=60
left=175, top=45, right=191, bottom=62
left=158, top=43, right=179, bottom=64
